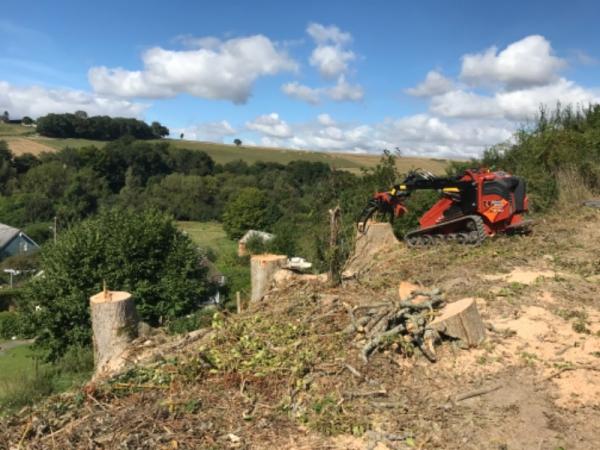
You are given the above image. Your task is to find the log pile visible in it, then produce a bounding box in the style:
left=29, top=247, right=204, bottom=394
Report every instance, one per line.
left=345, top=288, right=445, bottom=363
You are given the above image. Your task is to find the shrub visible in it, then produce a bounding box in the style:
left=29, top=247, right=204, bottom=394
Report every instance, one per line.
left=0, top=311, right=20, bottom=338
left=20, top=208, right=212, bottom=360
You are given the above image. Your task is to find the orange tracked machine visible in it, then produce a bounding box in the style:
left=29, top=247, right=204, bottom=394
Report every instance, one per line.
left=358, top=168, right=531, bottom=246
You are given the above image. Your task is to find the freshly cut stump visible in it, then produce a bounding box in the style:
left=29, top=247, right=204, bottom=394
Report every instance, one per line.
left=251, top=254, right=288, bottom=302
left=430, top=298, right=486, bottom=346
left=90, top=290, right=138, bottom=374
left=344, top=222, right=400, bottom=278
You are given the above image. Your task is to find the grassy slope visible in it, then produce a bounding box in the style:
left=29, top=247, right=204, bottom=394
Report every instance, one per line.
left=0, top=123, right=451, bottom=174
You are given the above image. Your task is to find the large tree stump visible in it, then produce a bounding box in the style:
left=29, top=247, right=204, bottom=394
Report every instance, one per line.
left=251, top=254, right=287, bottom=302
left=343, top=222, right=400, bottom=278
left=90, top=290, right=138, bottom=374
left=430, top=298, right=486, bottom=347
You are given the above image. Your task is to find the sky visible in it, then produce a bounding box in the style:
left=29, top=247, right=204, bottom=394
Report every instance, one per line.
left=1, top=0, right=600, bottom=159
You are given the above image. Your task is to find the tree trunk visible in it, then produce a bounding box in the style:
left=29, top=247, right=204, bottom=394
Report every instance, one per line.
left=90, top=290, right=138, bottom=374
left=250, top=255, right=288, bottom=302
left=429, top=298, right=486, bottom=347
left=328, top=206, right=342, bottom=286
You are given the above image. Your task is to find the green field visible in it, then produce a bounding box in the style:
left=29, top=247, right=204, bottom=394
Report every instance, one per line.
left=177, top=221, right=236, bottom=255
left=0, top=122, right=451, bottom=174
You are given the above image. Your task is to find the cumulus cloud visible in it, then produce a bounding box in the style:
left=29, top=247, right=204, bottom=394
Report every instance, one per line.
left=89, top=35, right=297, bottom=103
left=306, top=23, right=356, bottom=79
left=327, top=76, right=364, bottom=101
left=175, top=120, right=236, bottom=141
left=0, top=80, right=147, bottom=118
left=241, top=112, right=514, bottom=158
left=460, top=35, right=566, bottom=89
left=306, top=23, right=352, bottom=46
left=281, top=76, right=363, bottom=104
left=246, top=113, right=293, bottom=138
left=281, top=81, right=321, bottom=104
left=406, top=70, right=454, bottom=97
left=429, top=79, right=600, bottom=121
left=309, top=45, right=355, bottom=79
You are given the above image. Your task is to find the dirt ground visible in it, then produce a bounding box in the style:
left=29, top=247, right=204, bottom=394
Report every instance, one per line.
left=1, top=207, right=599, bottom=449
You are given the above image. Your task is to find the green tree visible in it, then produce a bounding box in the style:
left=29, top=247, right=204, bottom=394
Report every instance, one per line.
left=222, top=187, right=280, bottom=239
left=20, top=209, right=212, bottom=360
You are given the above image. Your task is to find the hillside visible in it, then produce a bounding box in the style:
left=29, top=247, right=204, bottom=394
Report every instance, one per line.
left=2, top=206, right=599, bottom=449
left=0, top=123, right=450, bottom=174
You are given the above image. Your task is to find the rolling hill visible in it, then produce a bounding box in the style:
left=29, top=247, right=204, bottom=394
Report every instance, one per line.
left=0, top=123, right=451, bottom=174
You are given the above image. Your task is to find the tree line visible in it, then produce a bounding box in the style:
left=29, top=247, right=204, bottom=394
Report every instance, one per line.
left=36, top=112, right=169, bottom=140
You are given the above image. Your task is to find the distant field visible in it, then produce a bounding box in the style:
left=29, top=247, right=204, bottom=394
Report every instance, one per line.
left=0, top=124, right=451, bottom=174
left=177, top=221, right=236, bottom=255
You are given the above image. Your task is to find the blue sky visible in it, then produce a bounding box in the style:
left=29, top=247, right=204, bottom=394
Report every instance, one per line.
left=1, top=0, right=599, bottom=158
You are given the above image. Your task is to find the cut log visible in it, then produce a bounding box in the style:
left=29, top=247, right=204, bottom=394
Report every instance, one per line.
left=250, top=254, right=288, bottom=302
left=429, top=298, right=486, bottom=347
left=90, top=290, right=138, bottom=374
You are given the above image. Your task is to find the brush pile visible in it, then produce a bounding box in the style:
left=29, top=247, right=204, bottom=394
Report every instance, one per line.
left=343, top=288, right=445, bottom=363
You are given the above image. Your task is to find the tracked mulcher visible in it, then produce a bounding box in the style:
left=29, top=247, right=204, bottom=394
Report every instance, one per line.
left=358, top=168, right=531, bottom=246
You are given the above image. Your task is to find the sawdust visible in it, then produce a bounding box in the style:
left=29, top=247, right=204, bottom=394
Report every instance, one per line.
left=482, top=267, right=557, bottom=284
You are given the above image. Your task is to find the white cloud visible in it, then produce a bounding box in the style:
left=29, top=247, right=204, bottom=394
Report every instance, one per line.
left=281, top=81, right=321, bottom=104
left=175, top=120, right=236, bottom=141
left=317, top=113, right=335, bottom=126
left=429, top=79, right=600, bottom=121
left=495, top=78, right=600, bottom=121
left=309, top=45, right=355, bottom=79
left=242, top=113, right=514, bottom=158
left=430, top=90, right=501, bottom=119
left=306, top=23, right=352, bottom=46
left=306, top=23, right=356, bottom=79
left=89, top=35, right=297, bottom=103
left=281, top=76, right=363, bottom=104
left=0, top=80, right=147, bottom=119
left=406, top=70, right=454, bottom=97
left=246, top=113, right=293, bottom=138
left=327, top=75, right=364, bottom=101
left=460, top=35, right=566, bottom=89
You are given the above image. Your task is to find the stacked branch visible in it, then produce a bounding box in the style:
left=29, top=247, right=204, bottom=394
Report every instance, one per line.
left=344, top=288, right=445, bottom=363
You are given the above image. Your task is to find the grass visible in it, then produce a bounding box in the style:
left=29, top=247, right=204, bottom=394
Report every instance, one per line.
left=0, top=342, right=37, bottom=395
left=177, top=221, right=250, bottom=303
left=177, top=221, right=236, bottom=255
left=1, top=128, right=451, bottom=174
left=0, top=343, right=93, bottom=414
left=0, top=123, right=36, bottom=137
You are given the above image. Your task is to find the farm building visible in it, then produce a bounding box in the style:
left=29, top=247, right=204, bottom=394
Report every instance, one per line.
left=238, top=230, right=275, bottom=256
left=0, top=223, right=40, bottom=261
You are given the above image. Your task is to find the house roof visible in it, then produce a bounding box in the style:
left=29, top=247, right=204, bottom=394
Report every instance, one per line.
left=0, top=224, right=20, bottom=251
left=239, top=230, right=275, bottom=244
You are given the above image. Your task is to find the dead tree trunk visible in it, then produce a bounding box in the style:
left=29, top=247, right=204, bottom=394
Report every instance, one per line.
left=250, top=255, right=288, bottom=302
left=90, top=289, right=138, bottom=374
left=430, top=298, right=486, bottom=346
left=328, top=205, right=342, bottom=286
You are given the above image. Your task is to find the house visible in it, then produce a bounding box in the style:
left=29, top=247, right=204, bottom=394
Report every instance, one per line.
left=238, top=230, right=275, bottom=256
left=0, top=224, right=40, bottom=262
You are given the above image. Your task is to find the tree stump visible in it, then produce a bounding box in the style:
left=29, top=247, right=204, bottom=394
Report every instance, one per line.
left=429, top=298, right=486, bottom=346
left=90, top=289, right=138, bottom=373
left=250, top=254, right=288, bottom=302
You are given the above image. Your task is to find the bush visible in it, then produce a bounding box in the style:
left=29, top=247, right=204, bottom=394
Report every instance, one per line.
left=222, top=187, right=280, bottom=239
left=166, top=307, right=216, bottom=335
left=0, top=311, right=20, bottom=338
left=20, top=208, right=213, bottom=360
